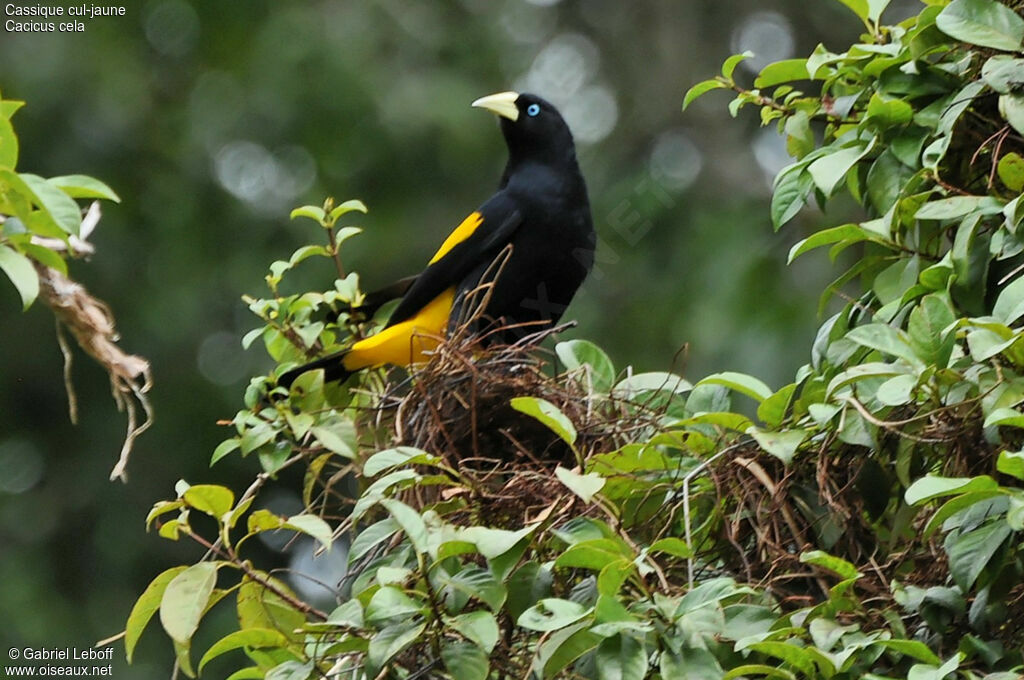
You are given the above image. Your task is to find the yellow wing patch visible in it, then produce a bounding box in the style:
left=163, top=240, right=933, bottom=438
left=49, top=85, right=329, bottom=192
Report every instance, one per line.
left=342, top=288, right=455, bottom=371
left=429, top=211, right=483, bottom=264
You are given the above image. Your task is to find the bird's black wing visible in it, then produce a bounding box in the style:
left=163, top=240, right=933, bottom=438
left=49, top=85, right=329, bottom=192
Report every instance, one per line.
left=386, top=191, right=523, bottom=327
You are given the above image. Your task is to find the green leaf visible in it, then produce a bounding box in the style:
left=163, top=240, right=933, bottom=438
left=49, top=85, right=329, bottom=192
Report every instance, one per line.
left=510, top=396, right=577, bottom=446
left=993, top=270, right=1024, bottom=324
left=379, top=498, right=427, bottom=555
left=310, top=424, right=355, bottom=458
left=747, top=427, right=807, bottom=465
left=283, top=513, right=333, bottom=551
left=997, top=152, right=1024, bottom=192
left=363, top=446, right=441, bottom=476
left=936, top=0, right=1024, bottom=51
left=799, top=550, right=860, bottom=580
left=808, top=143, right=872, bottom=197
left=159, top=562, right=219, bottom=644
left=265, top=661, right=312, bottom=680
left=0, top=244, right=39, bottom=310
left=723, top=666, right=797, bottom=680
left=236, top=575, right=306, bottom=637
left=649, top=537, right=693, bottom=559
left=661, top=647, right=725, bottom=680
left=595, top=634, right=647, bottom=680
left=683, top=79, right=727, bottom=111
left=982, top=56, right=1024, bottom=94
left=754, top=59, right=811, bottom=88
left=771, top=163, right=813, bottom=230
left=554, top=466, right=605, bottom=503
left=461, top=524, right=536, bottom=559
left=946, top=520, right=1013, bottom=590
left=556, top=339, right=616, bottom=393
left=289, top=205, right=325, bottom=223
left=366, top=622, right=426, bottom=675
left=757, top=383, right=796, bottom=428
left=328, top=198, right=368, bottom=221
left=845, top=323, right=921, bottom=367
left=365, top=586, right=426, bottom=624
left=905, top=475, right=999, bottom=505
left=923, top=490, right=1006, bottom=538
left=876, top=374, right=918, bottom=406
left=697, top=371, right=773, bottom=403
left=983, top=407, right=1024, bottom=428
left=198, top=628, right=288, bottom=673
left=447, top=566, right=506, bottom=611
left=1004, top=93, right=1024, bottom=135
left=183, top=484, right=235, bottom=518
left=518, top=598, right=590, bottom=632
left=611, top=372, right=691, bottom=398
left=554, top=538, right=632, bottom=571
left=210, top=438, right=240, bottom=466
left=125, top=566, right=188, bottom=662
left=722, top=51, right=754, bottom=79
left=746, top=641, right=816, bottom=677
left=788, top=223, right=881, bottom=263
left=448, top=611, right=500, bottom=654
left=48, top=174, right=120, bottom=202
left=20, top=173, right=83, bottom=235
left=873, top=640, right=942, bottom=666
left=915, top=196, right=995, bottom=220
left=866, top=93, right=914, bottom=128
left=908, top=295, right=956, bottom=367
left=997, top=449, right=1024, bottom=480
left=834, top=0, right=869, bottom=20
left=441, top=641, right=488, bottom=680
left=0, top=110, right=18, bottom=168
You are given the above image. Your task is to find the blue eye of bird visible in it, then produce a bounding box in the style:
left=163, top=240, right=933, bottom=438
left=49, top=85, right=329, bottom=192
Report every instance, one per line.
left=526, top=103, right=540, bottom=117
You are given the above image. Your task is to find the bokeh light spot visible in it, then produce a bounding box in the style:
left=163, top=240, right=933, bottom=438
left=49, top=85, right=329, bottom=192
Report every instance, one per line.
left=144, top=0, right=200, bottom=58
left=731, top=12, right=795, bottom=73
left=197, top=331, right=252, bottom=386
left=649, top=131, right=703, bottom=191
left=0, top=439, right=44, bottom=495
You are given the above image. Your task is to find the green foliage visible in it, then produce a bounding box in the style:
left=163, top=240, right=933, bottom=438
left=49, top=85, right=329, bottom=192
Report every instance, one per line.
left=0, top=91, right=119, bottom=309
left=127, top=0, right=1024, bottom=677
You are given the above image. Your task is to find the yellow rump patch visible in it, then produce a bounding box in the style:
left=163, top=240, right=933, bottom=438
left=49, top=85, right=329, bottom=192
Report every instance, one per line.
left=429, top=212, right=483, bottom=264
left=342, top=288, right=455, bottom=371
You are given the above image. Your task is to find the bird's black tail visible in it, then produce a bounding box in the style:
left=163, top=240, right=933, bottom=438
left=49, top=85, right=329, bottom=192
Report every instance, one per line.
left=277, top=350, right=353, bottom=389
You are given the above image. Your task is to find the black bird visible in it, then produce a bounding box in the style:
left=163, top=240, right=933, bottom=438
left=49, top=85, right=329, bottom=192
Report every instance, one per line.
left=278, top=91, right=595, bottom=388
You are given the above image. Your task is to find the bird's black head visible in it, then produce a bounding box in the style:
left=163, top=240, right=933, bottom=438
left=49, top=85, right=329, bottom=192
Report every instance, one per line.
left=472, top=91, right=577, bottom=170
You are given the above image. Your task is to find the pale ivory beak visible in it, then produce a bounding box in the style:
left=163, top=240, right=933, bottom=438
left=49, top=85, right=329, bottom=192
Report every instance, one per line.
left=471, top=91, right=520, bottom=121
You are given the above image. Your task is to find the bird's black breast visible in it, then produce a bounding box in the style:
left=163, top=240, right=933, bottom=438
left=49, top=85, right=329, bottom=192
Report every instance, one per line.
left=454, top=163, right=594, bottom=340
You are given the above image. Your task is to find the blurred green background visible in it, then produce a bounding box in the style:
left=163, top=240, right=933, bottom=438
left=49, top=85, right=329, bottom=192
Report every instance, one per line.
left=0, top=0, right=917, bottom=675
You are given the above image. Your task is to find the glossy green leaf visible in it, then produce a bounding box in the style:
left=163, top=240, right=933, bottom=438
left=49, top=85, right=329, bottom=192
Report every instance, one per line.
left=159, top=562, right=219, bottom=644
left=554, top=466, right=605, bottom=503
left=905, top=475, right=998, bottom=505
left=0, top=244, right=38, bottom=309
left=198, top=628, right=288, bottom=673
left=556, top=339, right=616, bottom=393
left=125, top=566, right=188, bottom=662
left=683, top=79, right=727, bottom=111
left=936, top=0, right=1024, bottom=51
left=48, top=174, right=120, bottom=202
left=997, top=449, right=1024, bottom=480
left=183, top=484, right=235, bottom=518
left=283, top=513, right=333, bottom=551
left=747, top=427, right=807, bottom=465
left=697, top=371, right=772, bottom=403
left=755, top=59, right=811, bottom=88
left=518, top=598, right=590, bottom=632
left=510, top=396, right=577, bottom=446
left=595, top=634, right=646, bottom=680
